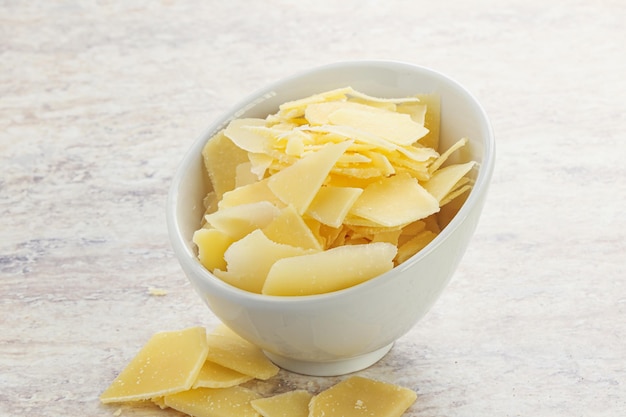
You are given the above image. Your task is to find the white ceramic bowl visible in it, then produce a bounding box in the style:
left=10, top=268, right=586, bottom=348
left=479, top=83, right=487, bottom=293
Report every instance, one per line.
left=167, top=60, right=495, bottom=376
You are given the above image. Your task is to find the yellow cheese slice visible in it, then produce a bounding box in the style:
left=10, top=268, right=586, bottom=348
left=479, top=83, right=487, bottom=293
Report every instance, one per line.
left=235, top=161, right=258, bottom=188
left=218, top=178, right=283, bottom=209
left=349, top=172, right=440, bottom=227
left=304, top=101, right=378, bottom=126
left=428, top=137, right=468, bottom=174
left=268, top=140, right=351, bottom=214
left=100, top=327, right=209, bottom=403
left=262, top=205, right=323, bottom=250
left=250, top=390, right=313, bottom=417
left=192, top=228, right=236, bottom=272
left=277, top=87, right=352, bottom=119
left=328, top=106, right=428, bottom=146
left=262, top=242, right=397, bottom=296
left=396, top=101, right=427, bottom=125
left=164, top=386, right=261, bottom=417
left=306, top=186, right=363, bottom=228
left=248, top=152, right=274, bottom=179
left=395, top=230, right=438, bottom=264
left=216, top=229, right=313, bottom=293
left=192, top=361, right=253, bottom=389
left=204, top=201, right=280, bottom=239
left=224, top=118, right=270, bottom=154
left=202, top=131, right=250, bottom=199
left=309, top=376, right=417, bottom=417
left=204, top=326, right=280, bottom=380
left=422, top=161, right=476, bottom=202
left=346, top=89, right=421, bottom=104
left=415, top=93, right=441, bottom=150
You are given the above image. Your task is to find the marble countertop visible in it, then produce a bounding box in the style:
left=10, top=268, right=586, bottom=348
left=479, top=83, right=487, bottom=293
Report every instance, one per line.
left=2, top=1, right=625, bottom=416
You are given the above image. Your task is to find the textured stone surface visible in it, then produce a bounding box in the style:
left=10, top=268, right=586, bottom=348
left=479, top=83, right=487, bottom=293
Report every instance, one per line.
left=1, top=1, right=625, bottom=416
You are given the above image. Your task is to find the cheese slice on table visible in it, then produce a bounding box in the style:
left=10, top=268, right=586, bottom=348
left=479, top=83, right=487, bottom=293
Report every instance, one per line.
left=100, top=327, right=209, bottom=403
left=268, top=140, right=351, bottom=214
left=309, top=376, right=417, bottom=417
left=349, top=172, right=440, bottom=227
left=205, top=326, right=279, bottom=380
left=250, top=390, right=313, bottom=417
left=192, top=361, right=253, bottom=389
left=262, top=242, right=397, bottom=296
left=164, top=386, right=261, bottom=417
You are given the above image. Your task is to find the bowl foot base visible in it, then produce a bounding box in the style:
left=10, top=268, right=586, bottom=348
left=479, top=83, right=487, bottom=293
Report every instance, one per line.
left=263, top=343, right=394, bottom=377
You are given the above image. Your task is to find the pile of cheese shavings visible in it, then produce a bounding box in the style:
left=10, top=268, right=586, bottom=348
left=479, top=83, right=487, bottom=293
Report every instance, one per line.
left=100, top=325, right=417, bottom=417
left=194, top=87, right=476, bottom=296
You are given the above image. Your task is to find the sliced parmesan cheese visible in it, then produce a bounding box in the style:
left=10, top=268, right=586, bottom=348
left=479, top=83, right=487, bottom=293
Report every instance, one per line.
left=100, top=327, right=209, bottom=403
left=349, top=172, right=440, bottom=227
left=250, top=390, right=313, bottom=417
left=309, top=376, right=417, bottom=417
left=262, top=204, right=323, bottom=250
left=216, top=229, right=313, bottom=293
left=414, top=93, right=441, bottom=150
left=218, top=178, right=283, bottom=209
left=395, top=230, right=438, bottom=264
left=202, top=131, right=250, bottom=199
left=204, top=326, right=279, bottom=380
left=306, top=186, right=363, bottom=228
left=224, top=118, right=271, bottom=154
left=328, top=106, right=429, bottom=146
left=262, top=242, right=397, bottom=296
left=164, top=386, right=261, bottom=417
left=204, top=201, right=280, bottom=239
left=192, top=361, right=253, bottom=389
left=268, top=140, right=351, bottom=214
left=192, top=228, right=236, bottom=271
left=423, top=161, right=476, bottom=202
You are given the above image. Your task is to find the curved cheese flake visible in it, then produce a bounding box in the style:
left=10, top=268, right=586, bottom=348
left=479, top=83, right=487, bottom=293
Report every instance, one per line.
left=309, top=376, right=417, bottom=417
left=268, top=140, right=351, bottom=214
left=100, top=327, right=209, bottom=403
left=218, top=178, right=283, bottom=209
left=346, top=89, right=421, bottom=104
left=423, top=161, right=476, bottom=203
left=224, top=118, right=271, bottom=154
left=193, top=228, right=236, bottom=272
left=202, top=131, right=250, bottom=199
left=277, top=87, right=352, bottom=119
left=164, top=386, right=261, bottom=417
left=262, top=242, right=396, bottom=296
left=428, top=137, right=468, bottom=174
left=217, top=229, right=313, bottom=293
left=204, top=201, right=280, bottom=240
left=349, top=172, right=440, bottom=227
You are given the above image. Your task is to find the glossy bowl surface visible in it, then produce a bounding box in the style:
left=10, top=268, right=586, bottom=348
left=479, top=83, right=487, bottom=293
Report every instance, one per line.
left=167, top=60, right=495, bottom=376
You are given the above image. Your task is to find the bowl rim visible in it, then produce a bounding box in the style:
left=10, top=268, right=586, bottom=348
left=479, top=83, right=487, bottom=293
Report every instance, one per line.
left=167, top=59, right=495, bottom=307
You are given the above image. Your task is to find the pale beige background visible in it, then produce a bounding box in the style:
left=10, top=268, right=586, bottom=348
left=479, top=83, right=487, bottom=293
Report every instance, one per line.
left=1, top=1, right=625, bottom=416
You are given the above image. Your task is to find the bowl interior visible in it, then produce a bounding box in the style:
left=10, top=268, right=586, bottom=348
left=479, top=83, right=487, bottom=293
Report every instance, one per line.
left=170, top=61, right=494, bottom=273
